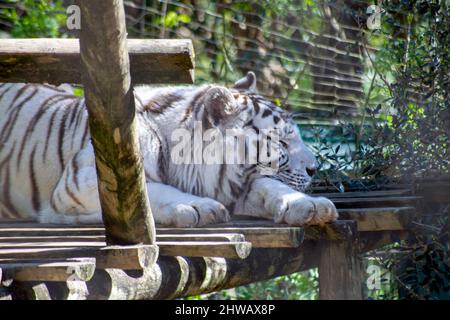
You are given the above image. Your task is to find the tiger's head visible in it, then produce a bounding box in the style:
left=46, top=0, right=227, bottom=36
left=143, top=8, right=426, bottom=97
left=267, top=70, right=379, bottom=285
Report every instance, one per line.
left=196, top=71, right=318, bottom=192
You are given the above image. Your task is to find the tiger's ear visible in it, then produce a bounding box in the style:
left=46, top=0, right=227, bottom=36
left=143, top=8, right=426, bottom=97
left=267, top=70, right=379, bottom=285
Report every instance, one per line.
left=204, top=86, right=240, bottom=126
left=233, top=71, right=257, bottom=92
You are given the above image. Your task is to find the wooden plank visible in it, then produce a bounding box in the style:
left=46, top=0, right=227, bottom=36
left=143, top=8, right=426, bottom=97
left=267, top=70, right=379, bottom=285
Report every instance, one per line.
left=310, top=183, right=413, bottom=193
left=204, top=218, right=355, bottom=241
left=0, top=236, right=105, bottom=243
left=319, top=240, right=362, bottom=300
left=331, top=196, right=421, bottom=208
left=158, top=220, right=354, bottom=244
left=0, top=241, right=250, bottom=260
left=24, top=243, right=319, bottom=300
left=157, top=226, right=304, bottom=248
left=78, top=0, right=155, bottom=245
left=0, top=218, right=36, bottom=224
left=158, top=241, right=252, bottom=259
left=0, top=226, right=104, bottom=237
left=0, top=207, right=404, bottom=248
left=312, top=189, right=411, bottom=199
left=157, top=234, right=245, bottom=243
left=0, top=233, right=245, bottom=243
left=0, top=242, right=105, bottom=248
left=73, top=244, right=160, bottom=269
left=0, top=222, right=303, bottom=248
left=0, top=223, right=103, bottom=229
left=0, top=38, right=194, bottom=84
left=0, top=244, right=158, bottom=270
left=338, top=207, right=416, bottom=231
left=0, top=258, right=96, bottom=282
left=305, top=220, right=357, bottom=240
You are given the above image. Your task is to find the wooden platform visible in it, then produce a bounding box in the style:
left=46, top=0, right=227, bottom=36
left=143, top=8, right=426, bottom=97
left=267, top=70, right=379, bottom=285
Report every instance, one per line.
left=0, top=188, right=421, bottom=300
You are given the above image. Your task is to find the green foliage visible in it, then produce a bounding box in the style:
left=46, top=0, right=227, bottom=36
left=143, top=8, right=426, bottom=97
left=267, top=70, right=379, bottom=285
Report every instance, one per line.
left=371, top=0, right=449, bottom=177
left=1, top=0, right=66, bottom=38
left=233, top=270, right=318, bottom=300
left=364, top=257, right=399, bottom=300
left=155, top=10, right=190, bottom=28
left=72, top=86, right=84, bottom=97
left=302, top=121, right=395, bottom=191
left=308, top=0, right=449, bottom=187
left=381, top=216, right=450, bottom=300
left=188, top=269, right=318, bottom=300
left=306, top=1, right=450, bottom=299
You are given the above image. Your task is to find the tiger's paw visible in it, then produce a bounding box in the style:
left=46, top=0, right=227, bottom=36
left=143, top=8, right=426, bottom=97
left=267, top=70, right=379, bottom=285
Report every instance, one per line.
left=162, top=198, right=230, bottom=227
left=275, top=194, right=338, bottom=226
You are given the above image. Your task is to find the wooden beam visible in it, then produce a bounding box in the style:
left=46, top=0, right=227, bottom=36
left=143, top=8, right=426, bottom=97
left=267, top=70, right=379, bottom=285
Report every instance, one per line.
left=0, top=219, right=353, bottom=248
left=1, top=258, right=96, bottom=282
left=338, top=207, right=416, bottom=231
left=0, top=241, right=107, bottom=248
left=158, top=241, right=252, bottom=259
left=157, top=226, right=304, bottom=248
left=0, top=238, right=252, bottom=260
left=9, top=243, right=320, bottom=300
left=10, top=234, right=414, bottom=299
left=0, top=244, right=158, bottom=270
left=312, top=189, right=412, bottom=199
left=157, top=234, right=245, bottom=243
left=0, top=236, right=106, bottom=243
left=0, top=233, right=246, bottom=243
left=0, top=38, right=194, bottom=84
left=331, top=196, right=421, bottom=208
left=0, top=225, right=105, bottom=237
left=305, top=220, right=357, bottom=240
left=78, top=0, right=155, bottom=245
left=191, top=217, right=356, bottom=241
left=197, top=219, right=355, bottom=242
left=318, top=240, right=362, bottom=300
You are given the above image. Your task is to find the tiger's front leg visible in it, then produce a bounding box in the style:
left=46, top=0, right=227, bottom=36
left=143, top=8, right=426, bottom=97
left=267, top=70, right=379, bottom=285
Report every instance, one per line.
left=147, top=182, right=230, bottom=227
left=234, top=177, right=338, bottom=226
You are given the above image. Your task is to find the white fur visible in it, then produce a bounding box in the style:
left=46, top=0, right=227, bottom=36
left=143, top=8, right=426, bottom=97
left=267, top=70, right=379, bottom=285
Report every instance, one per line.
left=0, top=77, right=338, bottom=227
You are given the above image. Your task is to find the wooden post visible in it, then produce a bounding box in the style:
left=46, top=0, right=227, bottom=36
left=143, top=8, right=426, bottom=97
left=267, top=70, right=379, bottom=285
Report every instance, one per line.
left=318, top=240, right=362, bottom=300
left=77, top=0, right=155, bottom=244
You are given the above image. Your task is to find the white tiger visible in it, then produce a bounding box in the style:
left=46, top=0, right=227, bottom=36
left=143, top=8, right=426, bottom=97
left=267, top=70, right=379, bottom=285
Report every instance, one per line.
left=0, top=72, right=338, bottom=227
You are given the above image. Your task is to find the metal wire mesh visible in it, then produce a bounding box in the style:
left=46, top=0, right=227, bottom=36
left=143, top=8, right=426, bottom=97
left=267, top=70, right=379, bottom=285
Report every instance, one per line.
left=0, top=0, right=444, bottom=124
left=122, top=0, right=373, bottom=120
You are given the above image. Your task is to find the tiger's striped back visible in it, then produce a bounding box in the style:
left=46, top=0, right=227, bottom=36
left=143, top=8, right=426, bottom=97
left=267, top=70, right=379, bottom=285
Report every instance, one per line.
left=0, top=83, right=89, bottom=219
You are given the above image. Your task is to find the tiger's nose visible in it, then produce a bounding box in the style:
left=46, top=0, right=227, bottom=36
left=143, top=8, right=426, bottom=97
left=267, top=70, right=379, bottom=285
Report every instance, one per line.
left=306, top=166, right=317, bottom=177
